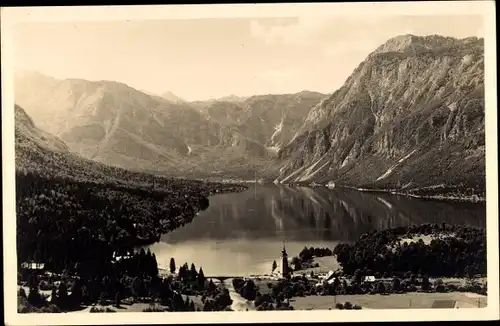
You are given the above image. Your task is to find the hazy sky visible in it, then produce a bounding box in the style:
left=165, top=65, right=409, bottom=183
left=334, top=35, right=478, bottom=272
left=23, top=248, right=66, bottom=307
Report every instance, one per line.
left=13, top=15, right=483, bottom=101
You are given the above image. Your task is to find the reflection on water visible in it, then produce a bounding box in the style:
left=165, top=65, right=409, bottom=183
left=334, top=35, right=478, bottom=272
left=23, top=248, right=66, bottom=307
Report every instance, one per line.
left=146, top=184, right=485, bottom=276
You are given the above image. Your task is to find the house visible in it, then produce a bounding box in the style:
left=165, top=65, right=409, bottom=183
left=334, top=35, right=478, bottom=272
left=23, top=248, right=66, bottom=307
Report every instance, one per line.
left=363, top=276, right=376, bottom=283
left=326, top=278, right=337, bottom=285
left=320, top=270, right=335, bottom=281
left=316, top=270, right=337, bottom=287
left=20, top=262, right=45, bottom=279
left=21, top=262, right=45, bottom=270
left=112, top=251, right=133, bottom=263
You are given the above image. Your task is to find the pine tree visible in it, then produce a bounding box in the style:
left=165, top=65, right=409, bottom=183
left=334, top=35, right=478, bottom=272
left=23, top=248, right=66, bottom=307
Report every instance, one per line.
left=115, top=292, right=121, bottom=307
left=27, top=285, right=43, bottom=307
left=58, top=282, right=69, bottom=309
left=178, top=264, right=187, bottom=281
left=28, top=274, right=38, bottom=291
left=18, top=287, right=27, bottom=299
left=272, top=260, right=277, bottom=272
left=99, top=291, right=106, bottom=305
left=170, top=257, right=176, bottom=274
left=190, top=263, right=198, bottom=281
left=208, top=279, right=216, bottom=292
left=70, top=279, right=82, bottom=308
left=151, top=253, right=159, bottom=277
left=50, top=288, right=58, bottom=305
left=197, top=267, right=206, bottom=287
left=181, top=262, right=189, bottom=281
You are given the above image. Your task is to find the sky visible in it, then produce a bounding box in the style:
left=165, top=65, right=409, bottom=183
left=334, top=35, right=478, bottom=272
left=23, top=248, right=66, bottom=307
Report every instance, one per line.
left=13, top=15, right=484, bottom=101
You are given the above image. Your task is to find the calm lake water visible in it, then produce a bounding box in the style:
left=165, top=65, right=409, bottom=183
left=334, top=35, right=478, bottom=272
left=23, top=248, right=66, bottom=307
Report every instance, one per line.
left=144, top=184, right=486, bottom=277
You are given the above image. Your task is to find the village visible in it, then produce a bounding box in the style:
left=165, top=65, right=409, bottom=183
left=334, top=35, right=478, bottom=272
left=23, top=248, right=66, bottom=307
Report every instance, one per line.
left=18, top=235, right=488, bottom=313
left=18, top=225, right=487, bottom=312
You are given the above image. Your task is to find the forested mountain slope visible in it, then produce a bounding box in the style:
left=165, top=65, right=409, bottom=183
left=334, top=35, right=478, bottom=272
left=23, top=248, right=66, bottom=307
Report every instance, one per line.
left=14, top=104, right=245, bottom=274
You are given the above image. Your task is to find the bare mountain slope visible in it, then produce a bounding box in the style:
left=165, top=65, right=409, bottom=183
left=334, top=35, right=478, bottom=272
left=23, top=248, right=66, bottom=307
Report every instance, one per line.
left=276, top=35, right=485, bottom=198
left=160, top=91, right=186, bottom=104
left=197, top=91, right=327, bottom=153
left=15, top=72, right=326, bottom=178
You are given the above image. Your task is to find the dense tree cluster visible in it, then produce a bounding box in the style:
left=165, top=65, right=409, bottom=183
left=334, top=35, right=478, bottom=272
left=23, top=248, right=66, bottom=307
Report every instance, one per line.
left=232, top=278, right=259, bottom=300
left=200, top=287, right=233, bottom=311
left=333, top=223, right=486, bottom=278
left=19, top=256, right=235, bottom=313
left=290, top=246, right=333, bottom=271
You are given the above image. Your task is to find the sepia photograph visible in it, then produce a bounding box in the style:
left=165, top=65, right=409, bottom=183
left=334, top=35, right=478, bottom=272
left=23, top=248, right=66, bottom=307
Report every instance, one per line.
left=2, top=2, right=499, bottom=325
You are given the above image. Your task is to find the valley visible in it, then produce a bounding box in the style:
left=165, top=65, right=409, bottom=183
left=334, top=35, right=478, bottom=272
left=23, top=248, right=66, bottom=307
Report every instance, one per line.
left=12, top=32, right=488, bottom=314
left=14, top=34, right=486, bottom=199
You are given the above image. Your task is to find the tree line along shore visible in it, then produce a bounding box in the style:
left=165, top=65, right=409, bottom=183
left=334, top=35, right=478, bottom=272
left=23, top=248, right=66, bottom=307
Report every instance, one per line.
left=18, top=219, right=486, bottom=312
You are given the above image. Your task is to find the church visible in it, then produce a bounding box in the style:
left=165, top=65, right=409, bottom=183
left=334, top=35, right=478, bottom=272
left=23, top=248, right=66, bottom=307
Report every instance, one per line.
left=272, top=244, right=291, bottom=278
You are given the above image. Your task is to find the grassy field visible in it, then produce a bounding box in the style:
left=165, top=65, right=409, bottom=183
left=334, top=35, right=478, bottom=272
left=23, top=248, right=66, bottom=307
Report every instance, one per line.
left=297, top=256, right=341, bottom=275
left=290, top=292, right=487, bottom=310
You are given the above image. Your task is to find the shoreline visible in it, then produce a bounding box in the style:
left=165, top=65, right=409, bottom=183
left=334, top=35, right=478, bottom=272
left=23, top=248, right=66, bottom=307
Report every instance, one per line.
left=132, top=183, right=249, bottom=247
left=349, top=187, right=485, bottom=203
left=298, top=183, right=485, bottom=204
left=183, top=177, right=486, bottom=204
left=240, top=180, right=485, bottom=204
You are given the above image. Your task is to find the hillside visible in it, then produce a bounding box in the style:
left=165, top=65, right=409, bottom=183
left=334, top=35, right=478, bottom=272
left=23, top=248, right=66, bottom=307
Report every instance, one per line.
left=216, top=94, right=248, bottom=102
left=15, top=73, right=215, bottom=175
left=15, top=72, right=325, bottom=179
left=276, top=35, right=485, bottom=199
left=14, top=104, right=246, bottom=274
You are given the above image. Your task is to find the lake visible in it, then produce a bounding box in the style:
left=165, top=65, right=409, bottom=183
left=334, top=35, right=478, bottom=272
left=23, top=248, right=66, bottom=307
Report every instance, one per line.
left=144, top=184, right=486, bottom=277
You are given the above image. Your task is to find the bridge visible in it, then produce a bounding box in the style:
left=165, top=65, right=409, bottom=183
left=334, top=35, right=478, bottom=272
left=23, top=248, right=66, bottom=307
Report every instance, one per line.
left=206, top=274, right=284, bottom=282
left=206, top=276, right=244, bottom=282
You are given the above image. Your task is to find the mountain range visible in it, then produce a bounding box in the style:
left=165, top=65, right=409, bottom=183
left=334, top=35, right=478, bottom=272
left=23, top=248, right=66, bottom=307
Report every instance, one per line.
left=14, top=34, right=486, bottom=197
left=15, top=71, right=325, bottom=179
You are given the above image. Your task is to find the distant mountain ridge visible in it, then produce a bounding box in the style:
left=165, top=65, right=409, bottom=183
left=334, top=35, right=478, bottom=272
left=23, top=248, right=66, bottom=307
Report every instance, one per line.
left=160, top=91, right=186, bottom=104
left=15, top=71, right=326, bottom=178
left=276, top=34, right=485, bottom=198
left=216, top=94, right=248, bottom=102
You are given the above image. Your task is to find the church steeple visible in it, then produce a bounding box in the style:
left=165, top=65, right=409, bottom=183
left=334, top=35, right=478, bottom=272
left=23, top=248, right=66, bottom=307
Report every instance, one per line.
left=281, top=243, right=289, bottom=277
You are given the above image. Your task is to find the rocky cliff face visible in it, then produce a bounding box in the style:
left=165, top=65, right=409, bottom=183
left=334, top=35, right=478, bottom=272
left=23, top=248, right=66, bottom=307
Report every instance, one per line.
left=277, top=35, right=485, bottom=197
left=198, top=91, right=326, bottom=152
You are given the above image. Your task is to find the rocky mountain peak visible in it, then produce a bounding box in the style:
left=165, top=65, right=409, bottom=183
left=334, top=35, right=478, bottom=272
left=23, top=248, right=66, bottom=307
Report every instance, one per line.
left=371, top=34, right=476, bottom=56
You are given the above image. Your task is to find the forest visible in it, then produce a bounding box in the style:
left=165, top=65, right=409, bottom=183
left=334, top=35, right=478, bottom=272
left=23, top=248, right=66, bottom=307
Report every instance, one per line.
left=16, top=105, right=249, bottom=312
left=16, top=169, right=245, bottom=277
left=333, top=223, right=486, bottom=278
